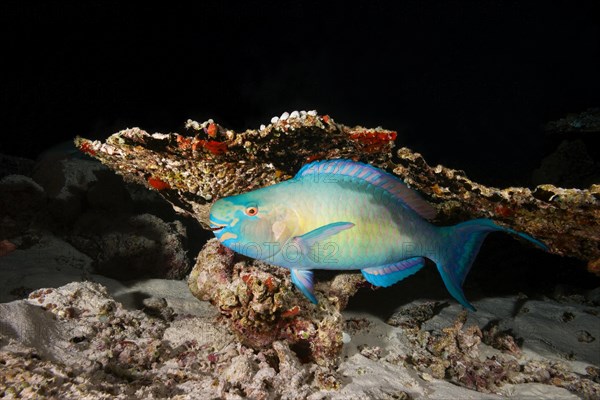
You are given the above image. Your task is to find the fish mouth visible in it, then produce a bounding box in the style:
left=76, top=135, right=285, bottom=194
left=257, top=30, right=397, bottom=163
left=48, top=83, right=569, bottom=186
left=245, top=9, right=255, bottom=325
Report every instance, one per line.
left=210, top=225, right=225, bottom=232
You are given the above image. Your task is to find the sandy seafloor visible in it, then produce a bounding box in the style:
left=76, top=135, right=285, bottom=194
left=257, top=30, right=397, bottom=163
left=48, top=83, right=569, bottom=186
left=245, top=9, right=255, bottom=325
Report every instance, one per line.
left=0, top=231, right=598, bottom=399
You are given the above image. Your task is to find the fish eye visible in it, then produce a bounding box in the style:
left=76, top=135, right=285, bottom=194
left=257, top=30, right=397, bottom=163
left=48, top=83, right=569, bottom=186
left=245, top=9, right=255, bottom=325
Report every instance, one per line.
left=245, top=206, right=258, bottom=216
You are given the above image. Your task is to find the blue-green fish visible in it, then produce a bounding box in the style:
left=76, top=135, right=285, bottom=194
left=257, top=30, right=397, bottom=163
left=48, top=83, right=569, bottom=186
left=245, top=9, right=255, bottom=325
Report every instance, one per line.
left=209, top=160, right=547, bottom=310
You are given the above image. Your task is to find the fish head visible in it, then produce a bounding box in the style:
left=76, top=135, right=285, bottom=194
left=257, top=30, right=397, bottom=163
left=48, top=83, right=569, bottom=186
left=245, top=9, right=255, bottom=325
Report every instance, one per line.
left=209, top=189, right=299, bottom=260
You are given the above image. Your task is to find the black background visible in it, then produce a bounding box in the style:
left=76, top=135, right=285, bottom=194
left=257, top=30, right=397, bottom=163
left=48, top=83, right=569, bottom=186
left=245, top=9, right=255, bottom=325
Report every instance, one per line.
left=1, top=1, right=599, bottom=186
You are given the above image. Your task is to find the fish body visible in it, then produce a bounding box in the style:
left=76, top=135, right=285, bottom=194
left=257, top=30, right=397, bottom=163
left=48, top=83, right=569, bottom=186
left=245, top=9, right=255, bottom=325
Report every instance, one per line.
left=209, top=160, right=547, bottom=310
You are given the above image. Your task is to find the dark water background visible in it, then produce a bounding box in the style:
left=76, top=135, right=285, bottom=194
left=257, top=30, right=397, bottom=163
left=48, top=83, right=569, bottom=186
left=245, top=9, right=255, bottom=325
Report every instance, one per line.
left=1, top=1, right=598, bottom=187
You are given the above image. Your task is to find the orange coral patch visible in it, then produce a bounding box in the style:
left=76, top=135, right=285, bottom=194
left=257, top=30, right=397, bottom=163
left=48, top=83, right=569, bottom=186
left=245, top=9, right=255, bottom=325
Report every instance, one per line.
left=207, top=123, right=218, bottom=138
left=193, top=140, right=228, bottom=155
left=494, top=204, right=514, bottom=218
left=264, top=276, right=276, bottom=292
left=306, top=153, right=325, bottom=163
left=176, top=135, right=192, bottom=150
left=241, top=274, right=254, bottom=286
left=0, top=240, right=16, bottom=257
left=148, top=177, right=171, bottom=191
left=349, top=130, right=397, bottom=153
left=79, top=141, right=97, bottom=156
left=282, top=305, right=300, bottom=318
left=587, top=259, right=600, bottom=276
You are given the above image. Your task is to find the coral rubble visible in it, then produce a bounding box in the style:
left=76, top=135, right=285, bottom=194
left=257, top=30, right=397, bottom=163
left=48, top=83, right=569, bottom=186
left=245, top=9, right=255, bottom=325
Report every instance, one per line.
left=0, top=282, right=333, bottom=399
left=403, top=311, right=600, bottom=398
left=2, top=281, right=598, bottom=399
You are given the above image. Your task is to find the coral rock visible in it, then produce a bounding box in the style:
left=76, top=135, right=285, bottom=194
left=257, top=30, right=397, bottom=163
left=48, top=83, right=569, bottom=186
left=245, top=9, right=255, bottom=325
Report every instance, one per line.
left=394, top=147, right=600, bottom=265
left=188, top=239, right=359, bottom=367
left=68, top=213, right=190, bottom=280
left=75, top=113, right=395, bottom=229
left=75, top=112, right=599, bottom=265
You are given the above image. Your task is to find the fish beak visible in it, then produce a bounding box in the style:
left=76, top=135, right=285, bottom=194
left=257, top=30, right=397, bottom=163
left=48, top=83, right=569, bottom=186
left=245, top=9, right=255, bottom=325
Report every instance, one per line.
left=209, top=219, right=226, bottom=231
left=209, top=218, right=227, bottom=232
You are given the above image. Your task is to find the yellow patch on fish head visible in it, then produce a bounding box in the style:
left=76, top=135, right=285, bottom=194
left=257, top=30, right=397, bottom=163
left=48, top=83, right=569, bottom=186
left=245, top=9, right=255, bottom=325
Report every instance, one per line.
left=219, top=232, right=238, bottom=242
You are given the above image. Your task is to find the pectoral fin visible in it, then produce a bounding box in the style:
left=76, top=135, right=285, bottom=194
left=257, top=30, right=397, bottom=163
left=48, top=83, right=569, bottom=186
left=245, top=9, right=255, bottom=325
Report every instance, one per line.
left=290, top=269, right=317, bottom=304
left=292, top=222, right=354, bottom=260
left=288, top=222, right=353, bottom=303
left=361, top=257, right=425, bottom=287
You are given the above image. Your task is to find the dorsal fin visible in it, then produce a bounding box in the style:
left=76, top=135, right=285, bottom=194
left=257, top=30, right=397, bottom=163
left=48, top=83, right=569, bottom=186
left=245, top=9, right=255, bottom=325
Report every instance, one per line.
left=295, top=159, right=436, bottom=220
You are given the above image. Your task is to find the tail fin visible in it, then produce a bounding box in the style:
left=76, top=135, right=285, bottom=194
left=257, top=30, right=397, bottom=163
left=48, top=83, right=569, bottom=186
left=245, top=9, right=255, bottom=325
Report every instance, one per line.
left=434, top=219, right=548, bottom=311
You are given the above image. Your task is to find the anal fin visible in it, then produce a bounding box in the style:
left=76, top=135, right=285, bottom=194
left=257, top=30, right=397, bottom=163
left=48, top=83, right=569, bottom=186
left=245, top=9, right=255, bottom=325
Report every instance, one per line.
left=290, top=269, right=318, bottom=304
left=361, top=257, right=425, bottom=287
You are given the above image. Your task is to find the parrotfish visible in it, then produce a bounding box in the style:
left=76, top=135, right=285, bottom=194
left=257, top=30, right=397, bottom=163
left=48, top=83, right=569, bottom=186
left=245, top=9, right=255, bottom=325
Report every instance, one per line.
left=209, top=160, right=547, bottom=311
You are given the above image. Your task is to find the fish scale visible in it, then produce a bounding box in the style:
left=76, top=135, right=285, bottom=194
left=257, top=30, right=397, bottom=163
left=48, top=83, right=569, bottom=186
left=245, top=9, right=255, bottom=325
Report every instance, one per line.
left=209, top=159, right=548, bottom=310
left=289, top=178, right=408, bottom=267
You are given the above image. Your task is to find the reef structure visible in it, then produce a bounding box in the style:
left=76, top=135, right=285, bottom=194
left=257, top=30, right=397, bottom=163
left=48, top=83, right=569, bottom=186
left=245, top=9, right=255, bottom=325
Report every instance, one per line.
left=76, top=111, right=599, bottom=266
left=393, top=147, right=600, bottom=273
